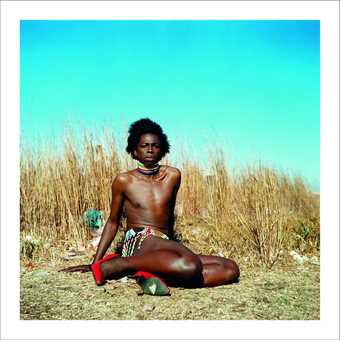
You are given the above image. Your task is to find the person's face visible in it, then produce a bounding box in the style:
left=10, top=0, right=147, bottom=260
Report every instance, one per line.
left=134, top=133, right=162, bottom=166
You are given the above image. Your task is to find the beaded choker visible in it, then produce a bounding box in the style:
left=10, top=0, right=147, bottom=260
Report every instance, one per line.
left=137, top=161, right=160, bottom=175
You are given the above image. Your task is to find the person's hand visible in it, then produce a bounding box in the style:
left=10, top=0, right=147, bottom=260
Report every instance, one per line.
left=59, top=264, right=91, bottom=273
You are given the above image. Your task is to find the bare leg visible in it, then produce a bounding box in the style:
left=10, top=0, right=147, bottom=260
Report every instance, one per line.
left=199, top=255, right=240, bottom=287
left=101, top=237, right=204, bottom=287
left=100, top=237, right=239, bottom=288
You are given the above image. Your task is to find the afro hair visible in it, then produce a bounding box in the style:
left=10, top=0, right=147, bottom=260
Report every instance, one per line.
left=126, top=118, right=170, bottom=159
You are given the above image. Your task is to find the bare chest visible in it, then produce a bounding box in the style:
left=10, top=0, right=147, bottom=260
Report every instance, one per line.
left=124, top=176, right=174, bottom=209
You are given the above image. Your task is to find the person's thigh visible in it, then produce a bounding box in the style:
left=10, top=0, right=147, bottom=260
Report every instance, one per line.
left=198, top=255, right=239, bottom=269
left=134, top=235, right=197, bottom=258
left=198, top=255, right=228, bottom=265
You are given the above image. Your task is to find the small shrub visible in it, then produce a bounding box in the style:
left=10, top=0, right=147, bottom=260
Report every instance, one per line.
left=21, top=234, right=44, bottom=260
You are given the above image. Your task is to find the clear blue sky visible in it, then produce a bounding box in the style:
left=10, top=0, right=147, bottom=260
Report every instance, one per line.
left=20, top=20, right=320, bottom=191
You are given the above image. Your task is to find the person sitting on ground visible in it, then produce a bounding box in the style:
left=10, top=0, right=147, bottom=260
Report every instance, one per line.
left=62, top=118, right=240, bottom=294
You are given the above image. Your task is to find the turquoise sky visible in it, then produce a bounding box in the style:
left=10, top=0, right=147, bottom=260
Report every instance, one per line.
left=20, top=20, right=320, bottom=191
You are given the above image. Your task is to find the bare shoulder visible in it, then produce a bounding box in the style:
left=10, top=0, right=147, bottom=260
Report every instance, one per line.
left=112, top=171, right=132, bottom=188
left=163, top=165, right=180, bottom=175
left=164, top=165, right=181, bottom=180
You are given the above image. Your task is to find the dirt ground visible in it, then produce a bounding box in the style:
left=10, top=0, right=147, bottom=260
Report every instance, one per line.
left=20, top=257, right=320, bottom=320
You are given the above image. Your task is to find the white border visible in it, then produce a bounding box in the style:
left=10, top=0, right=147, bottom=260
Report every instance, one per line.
left=1, top=1, right=339, bottom=339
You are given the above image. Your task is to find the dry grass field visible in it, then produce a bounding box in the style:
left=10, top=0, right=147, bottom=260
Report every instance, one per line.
left=20, top=129, right=320, bottom=320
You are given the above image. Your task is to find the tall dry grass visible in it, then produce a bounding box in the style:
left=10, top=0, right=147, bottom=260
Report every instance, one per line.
left=20, top=129, right=319, bottom=268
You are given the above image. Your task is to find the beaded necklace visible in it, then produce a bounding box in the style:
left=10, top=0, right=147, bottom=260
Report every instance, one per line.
left=137, top=161, right=160, bottom=175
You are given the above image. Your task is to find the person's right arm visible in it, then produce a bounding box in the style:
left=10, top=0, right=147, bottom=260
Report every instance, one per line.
left=60, top=174, right=125, bottom=272
left=92, top=174, right=125, bottom=263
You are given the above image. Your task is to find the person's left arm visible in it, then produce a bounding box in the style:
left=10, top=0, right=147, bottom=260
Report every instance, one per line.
left=168, top=169, right=181, bottom=234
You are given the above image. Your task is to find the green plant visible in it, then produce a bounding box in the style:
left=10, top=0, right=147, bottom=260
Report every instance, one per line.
left=21, top=234, right=44, bottom=260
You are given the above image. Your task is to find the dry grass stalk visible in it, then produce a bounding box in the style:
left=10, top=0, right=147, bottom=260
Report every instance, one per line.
left=20, top=129, right=319, bottom=267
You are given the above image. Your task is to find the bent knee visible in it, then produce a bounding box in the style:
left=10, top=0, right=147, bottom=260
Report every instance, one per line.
left=178, top=255, right=203, bottom=281
left=226, top=259, right=240, bottom=282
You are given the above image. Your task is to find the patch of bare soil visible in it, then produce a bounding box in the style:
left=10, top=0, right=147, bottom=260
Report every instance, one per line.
left=20, top=259, right=319, bottom=320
